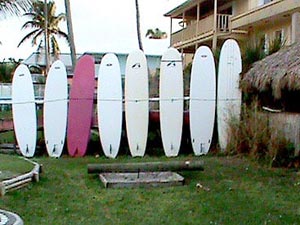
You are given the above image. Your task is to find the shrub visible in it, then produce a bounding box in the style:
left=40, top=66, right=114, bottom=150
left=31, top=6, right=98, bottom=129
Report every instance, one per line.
left=0, top=61, right=18, bottom=82
left=225, top=101, right=296, bottom=167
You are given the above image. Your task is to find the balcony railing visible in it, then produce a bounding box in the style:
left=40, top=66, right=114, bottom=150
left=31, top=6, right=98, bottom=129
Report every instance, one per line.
left=171, top=14, right=231, bottom=47
left=217, top=14, right=230, bottom=32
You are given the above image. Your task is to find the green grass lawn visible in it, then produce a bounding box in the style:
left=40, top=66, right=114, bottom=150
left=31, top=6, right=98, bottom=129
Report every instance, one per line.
left=0, top=154, right=33, bottom=181
left=0, top=154, right=300, bottom=225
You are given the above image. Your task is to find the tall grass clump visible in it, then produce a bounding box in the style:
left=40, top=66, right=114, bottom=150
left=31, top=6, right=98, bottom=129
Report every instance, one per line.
left=241, top=32, right=285, bottom=73
left=268, top=35, right=285, bottom=55
left=226, top=101, right=295, bottom=167
left=241, top=33, right=266, bottom=72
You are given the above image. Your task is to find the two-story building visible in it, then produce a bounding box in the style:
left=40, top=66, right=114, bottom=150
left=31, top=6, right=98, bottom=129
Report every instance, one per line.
left=165, top=0, right=300, bottom=56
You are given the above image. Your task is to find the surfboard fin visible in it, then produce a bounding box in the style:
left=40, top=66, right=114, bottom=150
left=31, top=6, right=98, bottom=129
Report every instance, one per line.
left=200, top=143, right=205, bottom=153
left=136, top=144, right=139, bottom=151
left=171, top=143, right=174, bottom=151
left=26, top=144, right=29, bottom=153
left=109, top=144, right=112, bottom=154
left=52, top=144, right=57, bottom=153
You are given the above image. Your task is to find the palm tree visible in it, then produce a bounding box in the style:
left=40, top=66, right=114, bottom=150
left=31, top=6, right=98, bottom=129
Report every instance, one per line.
left=146, top=28, right=167, bottom=39
left=0, top=0, right=32, bottom=17
left=64, top=0, right=76, bottom=71
left=0, top=0, right=33, bottom=44
left=18, top=0, right=69, bottom=59
left=135, top=0, right=143, bottom=51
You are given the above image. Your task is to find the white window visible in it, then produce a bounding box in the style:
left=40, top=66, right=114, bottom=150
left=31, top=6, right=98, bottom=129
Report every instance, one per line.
left=258, top=0, right=273, bottom=6
left=275, top=29, right=284, bottom=44
left=262, top=34, right=269, bottom=54
left=264, top=0, right=273, bottom=4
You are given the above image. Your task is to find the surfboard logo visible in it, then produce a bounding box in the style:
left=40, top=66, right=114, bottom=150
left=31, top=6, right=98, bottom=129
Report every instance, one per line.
left=132, top=63, right=141, bottom=69
left=106, top=63, right=113, bottom=67
left=167, top=61, right=176, bottom=67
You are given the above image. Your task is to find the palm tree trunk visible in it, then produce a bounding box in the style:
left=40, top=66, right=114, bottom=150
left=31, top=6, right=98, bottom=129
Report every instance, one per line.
left=64, top=0, right=77, bottom=72
left=44, top=0, right=50, bottom=73
left=135, top=0, right=143, bottom=51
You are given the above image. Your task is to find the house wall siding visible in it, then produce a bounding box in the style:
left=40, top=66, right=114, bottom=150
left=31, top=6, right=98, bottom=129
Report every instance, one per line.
left=292, top=12, right=300, bottom=43
left=248, top=19, right=292, bottom=47
left=234, top=0, right=249, bottom=15
left=248, top=0, right=258, bottom=10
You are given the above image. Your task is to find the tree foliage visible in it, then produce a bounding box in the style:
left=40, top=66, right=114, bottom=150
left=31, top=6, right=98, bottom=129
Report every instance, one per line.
left=146, top=28, right=167, bottom=39
left=18, top=0, right=69, bottom=58
left=0, top=58, right=20, bottom=82
left=135, top=0, right=143, bottom=51
left=0, top=0, right=32, bottom=17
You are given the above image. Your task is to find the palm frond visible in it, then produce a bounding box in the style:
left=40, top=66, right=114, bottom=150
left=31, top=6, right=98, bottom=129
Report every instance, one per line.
left=0, top=0, right=32, bottom=17
left=50, top=35, right=60, bottom=57
left=31, top=29, right=44, bottom=46
left=17, top=28, right=40, bottom=47
left=18, top=0, right=67, bottom=61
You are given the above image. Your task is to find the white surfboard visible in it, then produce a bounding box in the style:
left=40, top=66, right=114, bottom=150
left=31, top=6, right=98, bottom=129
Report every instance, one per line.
left=160, top=48, right=183, bottom=157
left=217, top=39, right=242, bottom=150
left=98, top=53, right=123, bottom=158
left=44, top=60, right=68, bottom=157
left=189, top=46, right=216, bottom=156
left=12, top=64, right=37, bottom=157
left=125, top=50, right=149, bottom=157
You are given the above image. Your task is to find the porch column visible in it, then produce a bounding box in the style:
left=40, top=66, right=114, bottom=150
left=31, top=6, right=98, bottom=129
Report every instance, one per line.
left=170, top=17, right=173, bottom=46
left=196, top=3, right=200, bottom=37
left=292, top=12, right=300, bottom=44
left=212, top=0, right=218, bottom=51
left=181, top=12, right=186, bottom=42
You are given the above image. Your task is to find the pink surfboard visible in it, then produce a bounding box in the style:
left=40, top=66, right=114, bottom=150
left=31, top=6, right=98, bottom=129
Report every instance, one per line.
left=67, top=55, right=95, bottom=157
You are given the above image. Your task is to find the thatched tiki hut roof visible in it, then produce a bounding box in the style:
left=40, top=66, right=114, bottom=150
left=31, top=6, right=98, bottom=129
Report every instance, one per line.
left=241, top=43, right=300, bottom=99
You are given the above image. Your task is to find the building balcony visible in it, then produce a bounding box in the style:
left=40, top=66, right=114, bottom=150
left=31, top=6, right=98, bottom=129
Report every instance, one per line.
left=171, top=14, right=231, bottom=50
left=231, top=0, right=300, bottom=30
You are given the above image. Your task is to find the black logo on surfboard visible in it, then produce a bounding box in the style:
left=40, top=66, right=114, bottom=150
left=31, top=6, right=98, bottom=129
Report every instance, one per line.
left=167, top=61, right=176, bottom=67
left=132, top=63, right=141, bottom=69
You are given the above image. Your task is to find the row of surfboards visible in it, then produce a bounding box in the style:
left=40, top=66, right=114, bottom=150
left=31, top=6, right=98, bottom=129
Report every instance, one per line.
left=11, top=39, right=242, bottom=158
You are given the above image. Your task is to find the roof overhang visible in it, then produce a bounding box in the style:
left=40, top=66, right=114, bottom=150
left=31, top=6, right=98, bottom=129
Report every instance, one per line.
left=164, top=0, right=231, bottom=19
left=164, top=0, right=196, bottom=18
